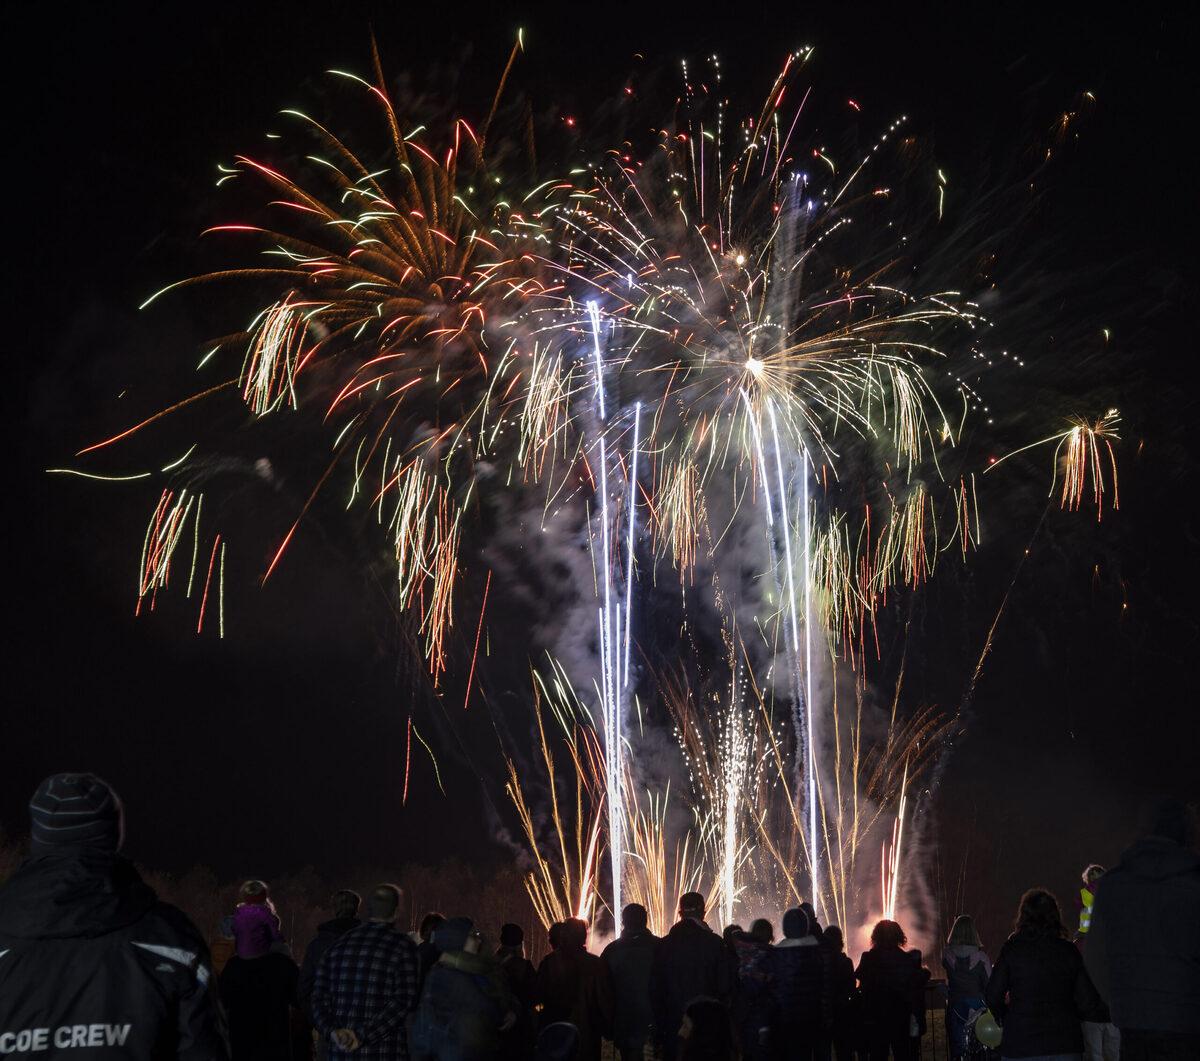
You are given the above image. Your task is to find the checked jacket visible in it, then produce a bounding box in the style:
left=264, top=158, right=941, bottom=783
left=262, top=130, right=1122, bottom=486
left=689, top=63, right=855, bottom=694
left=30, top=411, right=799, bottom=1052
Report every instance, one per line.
left=311, top=921, right=420, bottom=1060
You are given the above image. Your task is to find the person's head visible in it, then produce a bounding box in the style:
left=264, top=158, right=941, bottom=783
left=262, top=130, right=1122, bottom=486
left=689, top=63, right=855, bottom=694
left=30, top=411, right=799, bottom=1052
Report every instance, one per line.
left=548, top=921, right=564, bottom=950
left=622, top=903, right=648, bottom=933
left=367, top=884, right=402, bottom=923
left=432, top=916, right=475, bottom=953
left=535, top=1022, right=581, bottom=1061
left=1015, top=888, right=1066, bottom=939
left=1138, top=796, right=1193, bottom=845
left=782, top=908, right=811, bottom=940
left=947, top=914, right=981, bottom=947
left=722, top=924, right=743, bottom=947
left=799, top=901, right=821, bottom=936
left=678, top=996, right=735, bottom=1060
left=28, top=773, right=124, bottom=854
left=1081, top=864, right=1105, bottom=887
left=561, top=917, right=588, bottom=949
left=332, top=889, right=361, bottom=920
left=749, top=918, right=774, bottom=945
left=824, top=924, right=845, bottom=953
left=678, top=891, right=706, bottom=921
left=419, top=911, right=444, bottom=942
left=500, top=923, right=524, bottom=949
left=870, top=919, right=907, bottom=949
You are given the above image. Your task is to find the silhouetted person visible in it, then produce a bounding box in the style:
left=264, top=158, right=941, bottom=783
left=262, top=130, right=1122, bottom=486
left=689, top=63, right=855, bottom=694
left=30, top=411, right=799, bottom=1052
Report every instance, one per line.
left=733, top=919, right=775, bottom=1061
left=220, top=922, right=300, bottom=1061
left=496, top=922, right=537, bottom=1060
left=0, top=772, right=229, bottom=1059
left=650, top=892, right=734, bottom=1061
left=415, top=911, right=445, bottom=989
left=601, top=903, right=660, bottom=1061
left=941, top=915, right=990, bottom=1061
left=986, top=888, right=1102, bottom=1060
left=764, top=908, right=832, bottom=1061
left=409, top=916, right=516, bottom=1060
left=536, top=918, right=613, bottom=1061
left=310, top=884, right=420, bottom=1060
left=822, top=927, right=858, bottom=1061
left=1084, top=797, right=1200, bottom=1060
left=300, top=889, right=363, bottom=1061
left=855, top=919, right=928, bottom=1061
left=677, top=996, right=737, bottom=1061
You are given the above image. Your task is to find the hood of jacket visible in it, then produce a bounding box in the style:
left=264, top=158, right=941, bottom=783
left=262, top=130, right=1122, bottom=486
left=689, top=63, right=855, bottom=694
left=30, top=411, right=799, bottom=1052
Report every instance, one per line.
left=316, top=916, right=361, bottom=936
left=0, top=850, right=157, bottom=940
left=1117, top=835, right=1200, bottom=880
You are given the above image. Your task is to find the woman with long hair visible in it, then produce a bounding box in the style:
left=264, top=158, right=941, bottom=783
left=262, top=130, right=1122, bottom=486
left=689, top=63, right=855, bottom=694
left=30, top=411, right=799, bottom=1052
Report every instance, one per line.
left=855, top=919, right=929, bottom=1061
left=985, top=889, right=1102, bottom=1060
left=942, top=915, right=992, bottom=1059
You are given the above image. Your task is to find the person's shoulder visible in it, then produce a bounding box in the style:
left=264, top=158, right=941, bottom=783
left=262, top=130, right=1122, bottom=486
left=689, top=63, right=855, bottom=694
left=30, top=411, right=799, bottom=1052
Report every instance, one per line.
left=132, top=899, right=209, bottom=951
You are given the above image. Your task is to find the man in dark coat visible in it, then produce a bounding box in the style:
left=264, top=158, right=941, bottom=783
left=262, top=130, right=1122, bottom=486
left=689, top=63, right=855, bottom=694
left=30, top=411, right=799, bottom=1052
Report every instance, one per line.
left=300, top=890, right=363, bottom=1061
left=1084, top=797, right=1200, bottom=1060
left=601, top=903, right=660, bottom=1061
left=649, top=892, right=734, bottom=1061
left=496, top=922, right=537, bottom=1061
left=0, top=772, right=229, bottom=1060
left=536, top=918, right=614, bottom=1061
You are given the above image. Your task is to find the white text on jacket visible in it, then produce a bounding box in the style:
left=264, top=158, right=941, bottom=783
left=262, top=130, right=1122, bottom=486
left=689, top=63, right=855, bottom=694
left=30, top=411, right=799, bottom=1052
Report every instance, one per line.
left=0, top=1025, right=132, bottom=1053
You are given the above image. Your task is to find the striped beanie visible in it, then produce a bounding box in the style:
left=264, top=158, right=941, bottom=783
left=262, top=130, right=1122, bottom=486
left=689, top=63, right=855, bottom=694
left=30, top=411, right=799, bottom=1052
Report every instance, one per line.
left=29, top=773, right=124, bottom=852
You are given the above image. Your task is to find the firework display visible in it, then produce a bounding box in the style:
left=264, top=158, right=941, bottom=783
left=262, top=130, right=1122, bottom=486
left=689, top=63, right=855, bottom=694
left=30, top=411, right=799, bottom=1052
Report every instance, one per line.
left=70, top=42, right=1119, bottom=936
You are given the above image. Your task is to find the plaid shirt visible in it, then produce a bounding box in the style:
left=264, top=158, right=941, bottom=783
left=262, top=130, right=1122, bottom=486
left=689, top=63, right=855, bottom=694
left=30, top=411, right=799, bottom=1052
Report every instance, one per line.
left=311, top=921, right=420, bottom=1060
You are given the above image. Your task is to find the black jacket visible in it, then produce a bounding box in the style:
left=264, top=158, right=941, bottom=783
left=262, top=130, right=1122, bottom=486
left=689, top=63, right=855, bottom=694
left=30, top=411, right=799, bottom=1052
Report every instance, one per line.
left=0, top=850, right=228, bottom=1060
left=298, top=918, right=361, bottom=1011
left=985, top=931, right=1101, bottom=1058
left=765, top=939, right=833, bottom=1037
left=649, top=919, right=734, bottom=1052
left=601, top=928, right=659, bottom=1052
left=220, top=953, right=299, bottom=1061
left=855, top=947, right=928, bottom=1040
left=1084, top=835, right=1200, bottom=1035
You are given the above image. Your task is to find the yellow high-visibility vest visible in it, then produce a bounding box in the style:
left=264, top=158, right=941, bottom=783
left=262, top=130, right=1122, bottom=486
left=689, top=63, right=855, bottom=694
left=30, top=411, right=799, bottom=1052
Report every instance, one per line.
left=1078, top=885, right=1095, bottom=933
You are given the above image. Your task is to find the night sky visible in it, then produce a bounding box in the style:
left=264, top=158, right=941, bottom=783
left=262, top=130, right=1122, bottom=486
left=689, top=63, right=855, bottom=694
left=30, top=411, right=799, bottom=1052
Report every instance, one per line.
left=7, top=1, right=1196, bottom=951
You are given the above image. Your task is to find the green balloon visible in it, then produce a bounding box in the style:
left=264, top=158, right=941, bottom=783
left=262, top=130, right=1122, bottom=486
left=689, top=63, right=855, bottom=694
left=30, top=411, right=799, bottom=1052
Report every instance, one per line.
left=975, top=1010, right=1003, bottom=1049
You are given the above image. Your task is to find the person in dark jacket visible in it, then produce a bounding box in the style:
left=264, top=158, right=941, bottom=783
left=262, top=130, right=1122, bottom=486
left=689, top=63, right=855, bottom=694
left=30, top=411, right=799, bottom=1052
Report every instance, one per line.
left=855, top=919, right=928, bottom=1061
left=733, top=920, right=775, bottom=1061
left=415, top=912, right=446, bottom=990
left=822, top=926, right=858, bottom=1061
left=677, top=996, right=738, bottom=1061
left=220, top=940, right=300, bottom=1061
left=649, top=892, right=735, bottom=1061
left=409, top=917, right=516, bottom=1061
left=985, top=888, right=1102, bottom=1060
left=941, top=915, right=991, bottom=1060
left=601, top=903, right=660, bottom=1061
left=496, top=922, right=537, bottom=1061
left=300, top=890, right=363, bottom=1060
left=1083, top=797, right=1200, bottom=1060
left=536, top=918, right=613, bottom=1061
left=763, top=908, right=832, bottom=1061
left=0, top=772, right=229, bottom=1060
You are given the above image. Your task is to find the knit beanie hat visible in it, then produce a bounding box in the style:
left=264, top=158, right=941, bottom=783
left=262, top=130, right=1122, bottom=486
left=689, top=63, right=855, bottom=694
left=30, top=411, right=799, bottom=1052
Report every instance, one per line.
left=782, top=908, right=810, bottom=939
left=29, top=773, right=123, bottom=852
left=433, top=916, right=474, bottom=952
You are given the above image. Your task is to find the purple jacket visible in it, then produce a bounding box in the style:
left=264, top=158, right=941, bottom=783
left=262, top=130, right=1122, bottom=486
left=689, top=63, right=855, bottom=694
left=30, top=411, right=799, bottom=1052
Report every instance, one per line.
left=232, top=902, right=285, bottom=958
